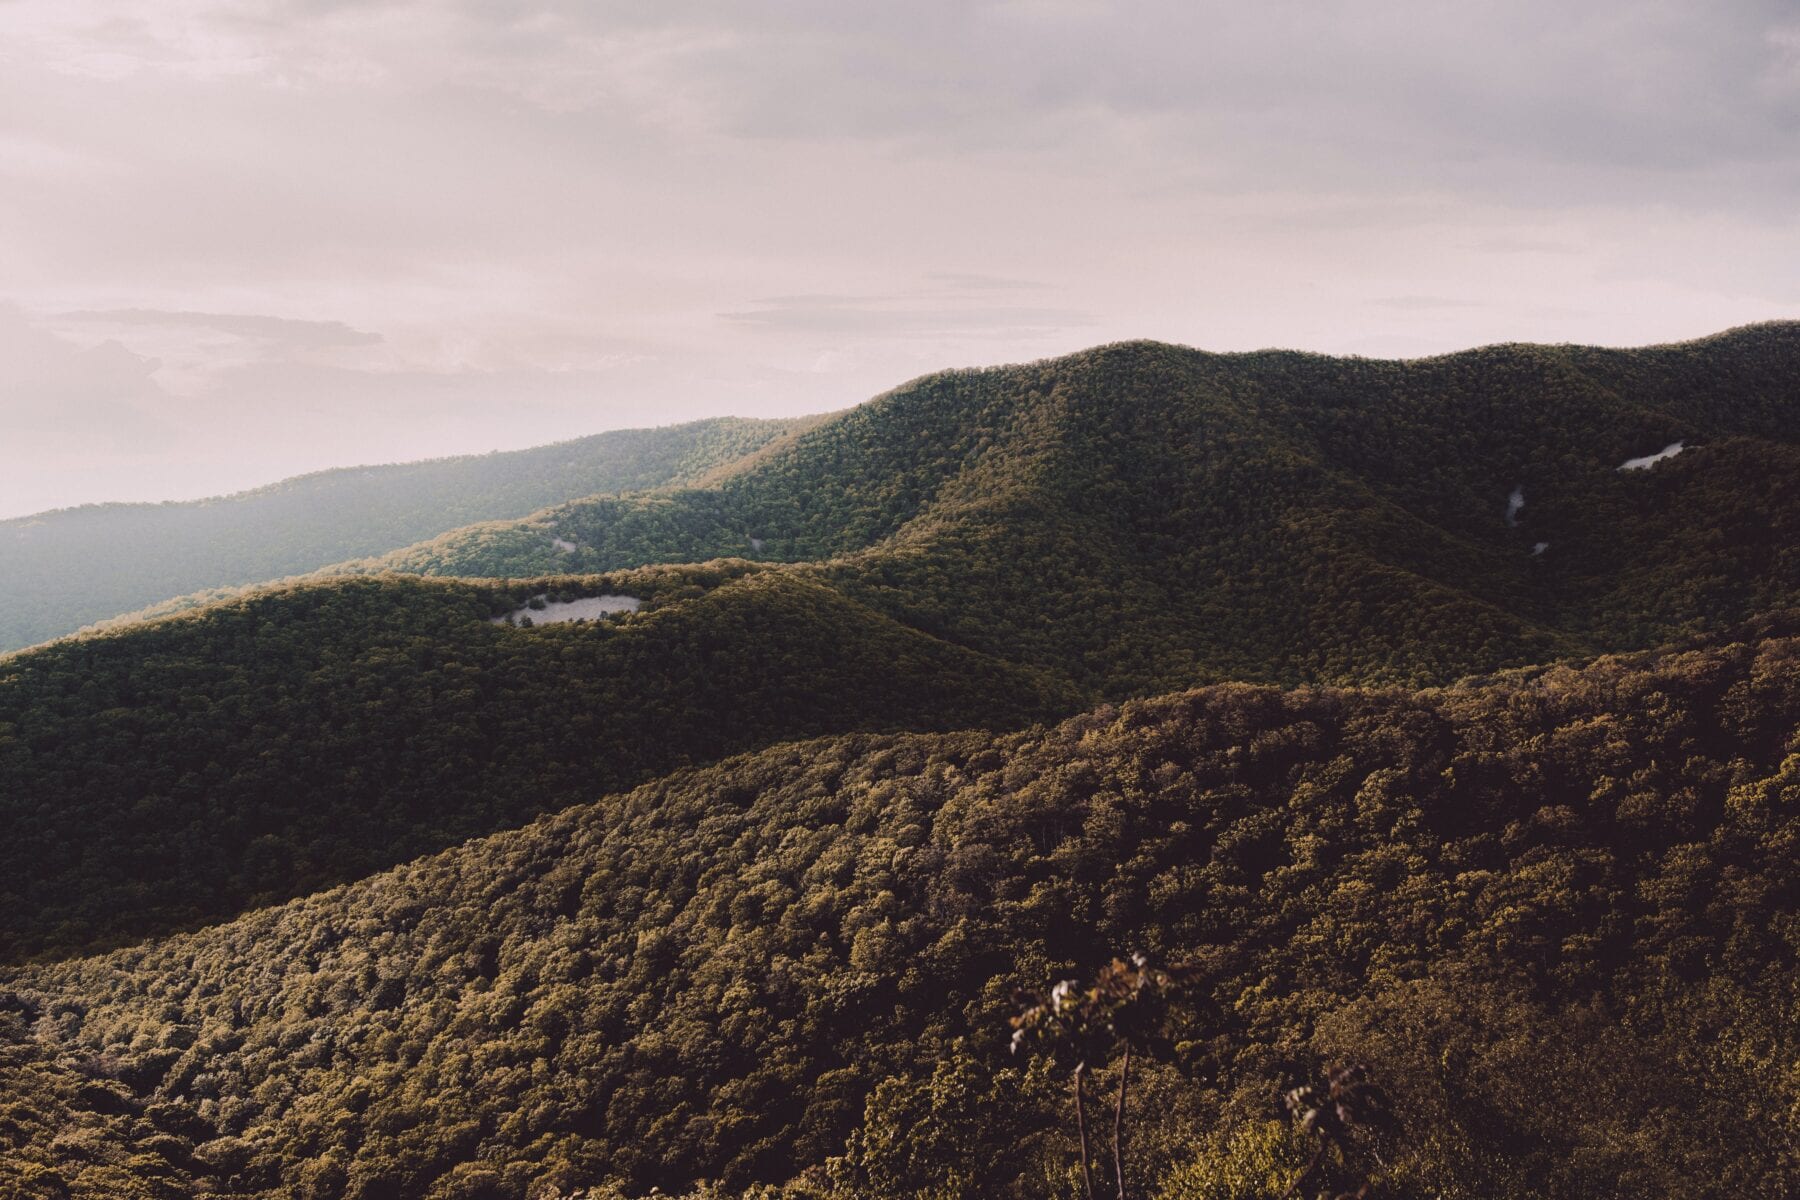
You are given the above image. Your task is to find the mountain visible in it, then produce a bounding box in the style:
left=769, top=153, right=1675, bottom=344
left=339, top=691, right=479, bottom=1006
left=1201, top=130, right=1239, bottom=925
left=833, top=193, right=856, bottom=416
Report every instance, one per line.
left=0, top=567, right=1070, bottom=961
left=3, top=327, right=1797, bottom=958
left=6, top=618, right=1795, bottom=1198
left=1, top=326, right=1797, bottom=1198
left=345, top=324, right=1800, bottom=693
left=0, top=416, right=816, bottom=654
left=74, top=324, right=1800, bottom=695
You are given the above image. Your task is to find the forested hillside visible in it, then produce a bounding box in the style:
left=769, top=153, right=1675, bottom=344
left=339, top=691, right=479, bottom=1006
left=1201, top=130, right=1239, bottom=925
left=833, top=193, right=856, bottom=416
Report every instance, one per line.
left=0, top=568, right=1069, bottom=961
left=0, top=1007, right=200, bottom=1199
left=68, top=325, right=1800, bottom=695
left=2, top=327, right=1797, bottom=1199
left=7, top=619, right=1796, bottom=1199
left=4, top=327, right=1797, bottom=961
left=0, top=416, right=811, bottom=653
left=347, top=324, right=1800, bottom=694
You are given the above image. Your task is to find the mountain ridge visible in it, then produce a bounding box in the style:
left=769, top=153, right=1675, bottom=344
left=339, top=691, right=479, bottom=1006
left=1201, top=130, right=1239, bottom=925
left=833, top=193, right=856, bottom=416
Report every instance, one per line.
left=3, top=325, right=1795, bottom=968
left=0, top=326, right=1797, bottom=1197
left=44, top=323, right=1800, bottom=674
left=0, top=415, right=825, bottom=653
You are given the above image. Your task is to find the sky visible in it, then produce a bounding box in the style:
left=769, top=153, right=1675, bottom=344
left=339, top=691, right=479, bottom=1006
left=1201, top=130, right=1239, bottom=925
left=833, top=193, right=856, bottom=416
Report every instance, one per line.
left=2, top=0, right=1798, bottom=518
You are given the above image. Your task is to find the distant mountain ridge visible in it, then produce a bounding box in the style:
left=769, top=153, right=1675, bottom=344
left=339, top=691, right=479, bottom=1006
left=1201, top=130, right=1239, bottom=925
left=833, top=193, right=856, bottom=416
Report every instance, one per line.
left=0, top=415, right=818, bottom=653
left=341, top=322, right=1800, bottom=691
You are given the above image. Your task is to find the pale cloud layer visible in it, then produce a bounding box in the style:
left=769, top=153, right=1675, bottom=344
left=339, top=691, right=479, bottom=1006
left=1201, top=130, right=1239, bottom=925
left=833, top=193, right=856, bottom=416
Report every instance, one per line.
left=2, top=0, right=1798, bottom=516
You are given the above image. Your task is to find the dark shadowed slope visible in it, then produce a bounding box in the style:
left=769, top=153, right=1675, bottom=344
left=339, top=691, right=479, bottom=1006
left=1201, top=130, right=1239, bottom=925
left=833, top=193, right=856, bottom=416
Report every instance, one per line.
left=8, top=618, right=1797, bottom=1198
left=0, top=568, right=1071, bottom=961
left=0, top=416, right=815, bottom=653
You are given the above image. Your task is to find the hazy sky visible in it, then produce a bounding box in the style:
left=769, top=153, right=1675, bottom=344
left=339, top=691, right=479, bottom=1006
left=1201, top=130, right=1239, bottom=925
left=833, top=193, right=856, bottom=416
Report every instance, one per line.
left=3, top=0, right=1799, bottom=517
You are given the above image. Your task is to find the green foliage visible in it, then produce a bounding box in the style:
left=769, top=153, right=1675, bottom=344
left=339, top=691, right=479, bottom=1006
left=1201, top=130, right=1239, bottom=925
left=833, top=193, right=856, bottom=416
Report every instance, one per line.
left=1011, top=956, right=1190, bottom=1200
left=1280, top=1065, right=1399, bottom=1198
left=0, top=416, right=809, bottom=652
left=0, top=1009, right=197, bottom=1198
left=1154, top=1122, right=1311, bottom=1200
left=0, top=567, right=1071, bottom=960
left=3, top=623, right=1795, bottom=1197
left=830, top=1051, right=1043, bottom=1200
left=0, top=327, right=1796, bottom=1198
left=337, top=326, right=1800, bottom=695
left=1011, top=955, right=1186, bottom=1070
left=5, top=328, right=1796, bottom=964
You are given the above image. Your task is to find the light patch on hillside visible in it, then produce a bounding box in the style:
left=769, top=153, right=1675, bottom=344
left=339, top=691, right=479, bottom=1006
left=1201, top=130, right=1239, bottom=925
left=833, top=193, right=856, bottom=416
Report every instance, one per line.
left=493, top=595, right=640, bottom=626
left=1619, top=441, right=1687, bottom=470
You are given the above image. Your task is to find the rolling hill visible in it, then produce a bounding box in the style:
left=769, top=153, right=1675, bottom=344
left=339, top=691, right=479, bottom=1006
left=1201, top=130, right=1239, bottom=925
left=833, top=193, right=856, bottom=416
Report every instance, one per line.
left=5, top=618, right=1795, bottom=1198
left=342, top=324, right=1800, bottom=693
left=0, top=416, right=815, bottom=654
left=0, top=326, right=1796, bottom=1199
left=3, top=327, right=1797, bottom=961
left=0, top=566, right=1070, bottom=961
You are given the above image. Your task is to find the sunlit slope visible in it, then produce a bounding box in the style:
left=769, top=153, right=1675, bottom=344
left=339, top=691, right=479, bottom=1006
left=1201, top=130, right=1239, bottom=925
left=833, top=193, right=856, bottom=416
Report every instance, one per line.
left=9, top=618, right=1796, bottom=1198
left=0, top=1013, right=199, bottom=1200
left=0, top=567, right=1071, bottom=961
left=0, top=416, right=811, bottom=653
left=348, top=325, right=1800, bottom=692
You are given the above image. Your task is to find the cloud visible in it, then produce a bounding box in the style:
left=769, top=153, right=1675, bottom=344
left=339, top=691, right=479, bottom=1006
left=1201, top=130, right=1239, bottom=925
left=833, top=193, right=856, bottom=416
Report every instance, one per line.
left=11, top=1, right=1799, bottom=212
left=0, top=307, right=182, bottom=513
left=927, top=272, right=1051, bottom=292
left=36, top=308, right=388, bottom=399
left=721, top=296, right=1094, bottom=338
left=1373, top=296, right=1483, bottom=312
left=410, top=0, right=1800, bottom=214
left=1471, top=235, right=1582, bottom=256
left=0, top=306, right=170, bottom=425
left=58, top=308, right=383, bottom=348
left=4, top=0, right=1800, bottom=517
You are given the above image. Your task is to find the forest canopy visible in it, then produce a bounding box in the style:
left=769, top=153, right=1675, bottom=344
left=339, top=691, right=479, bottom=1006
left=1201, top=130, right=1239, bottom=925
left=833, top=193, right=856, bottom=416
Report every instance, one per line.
left=5, top=618, right=1796, bottom=1198
left=1, top=328, right=1797, bottom=1199
left=0, top=416, right=812, bottom=653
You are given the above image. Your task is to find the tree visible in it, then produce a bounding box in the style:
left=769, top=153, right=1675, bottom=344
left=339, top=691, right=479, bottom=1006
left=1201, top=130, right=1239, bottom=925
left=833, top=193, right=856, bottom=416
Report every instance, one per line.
left=1010, top=955, right=1187, bottom=1200
left=1282, top=1065, right=1398, bottom=1200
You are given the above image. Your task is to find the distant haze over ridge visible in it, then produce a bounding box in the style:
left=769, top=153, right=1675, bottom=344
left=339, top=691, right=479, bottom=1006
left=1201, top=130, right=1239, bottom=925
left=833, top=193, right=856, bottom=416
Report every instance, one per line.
left=0, top=416, right=809, bottom=652
left=6, top=320, right=1796, bottom=521
left=6, top=319, right=1797, bottom=665
left=4, top=0, right=1800, bottom=517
